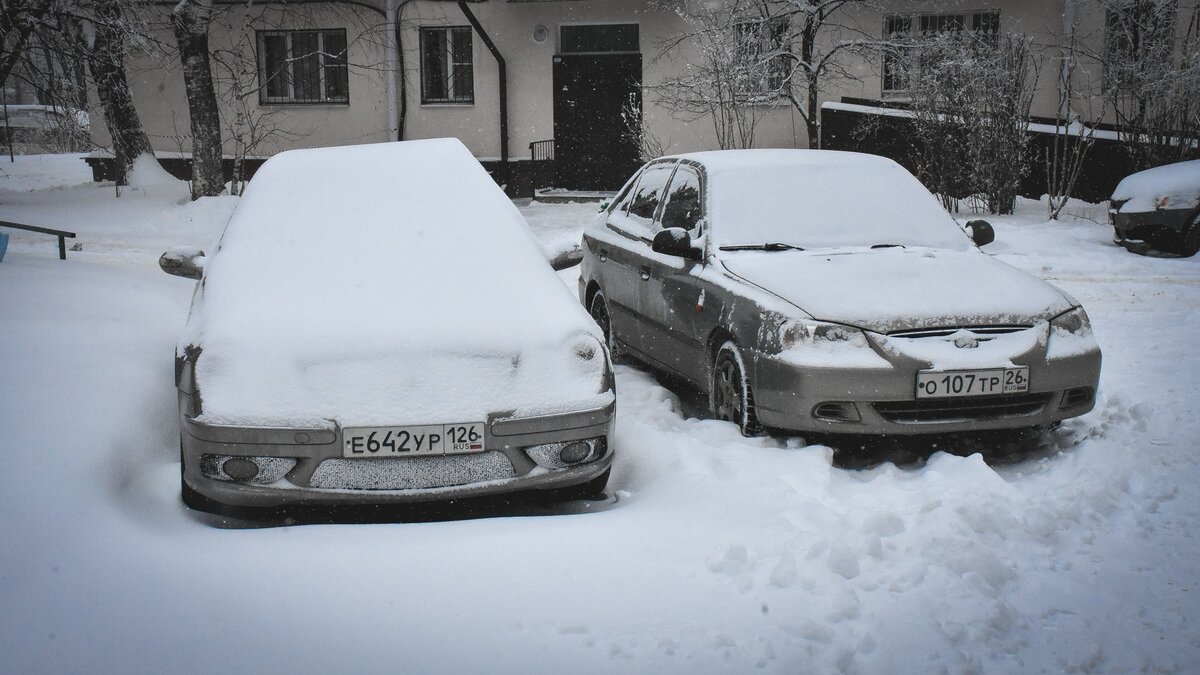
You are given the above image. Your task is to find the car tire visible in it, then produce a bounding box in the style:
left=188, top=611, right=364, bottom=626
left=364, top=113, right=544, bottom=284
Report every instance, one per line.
left=711, top=342, right=760, bottom=436
left=589, top=291, right=622, bottom=362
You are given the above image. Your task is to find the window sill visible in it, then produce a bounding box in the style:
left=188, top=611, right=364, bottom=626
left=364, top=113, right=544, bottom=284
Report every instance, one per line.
left=420, top=102, right=475, bottom=107
left=259, top=102, right=351, bottom=107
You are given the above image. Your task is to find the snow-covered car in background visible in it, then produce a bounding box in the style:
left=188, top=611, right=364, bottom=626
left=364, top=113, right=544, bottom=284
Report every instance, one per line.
left=160, top=139, right=613, bottom=514
left=1110, top=159, right=1200, bottom=257
left=580, top=150, right=1101, bottom=436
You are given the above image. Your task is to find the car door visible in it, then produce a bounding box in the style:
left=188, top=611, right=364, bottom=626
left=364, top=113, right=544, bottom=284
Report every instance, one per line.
left=595, top=161, right=676, bottom=355
left=638, top=163, right=709, bottom=385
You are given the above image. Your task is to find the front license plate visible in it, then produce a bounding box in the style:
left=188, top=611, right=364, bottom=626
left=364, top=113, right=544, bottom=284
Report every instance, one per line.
left=343, top=423, right=485, bottom=458
left=916, top=367, right=1029, bottom=399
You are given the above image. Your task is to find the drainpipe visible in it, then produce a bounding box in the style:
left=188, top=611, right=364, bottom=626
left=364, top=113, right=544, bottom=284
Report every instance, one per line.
left=457, top=0, right=508, bottom=163
left=386, top=0, right=398, bottom=140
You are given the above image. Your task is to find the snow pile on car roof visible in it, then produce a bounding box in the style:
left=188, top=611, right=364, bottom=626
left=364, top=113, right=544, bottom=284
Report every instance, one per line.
left=1111, top=159, right=1200, bottom=213
left=675, top=150, right=972, bottom=251
left=185, top=139, right=607, bottom=427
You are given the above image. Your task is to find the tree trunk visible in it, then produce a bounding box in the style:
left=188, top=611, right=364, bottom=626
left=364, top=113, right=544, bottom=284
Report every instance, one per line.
left=172, top=0, right=224, bottom=199
left=86, top=0, right=155, bottom=185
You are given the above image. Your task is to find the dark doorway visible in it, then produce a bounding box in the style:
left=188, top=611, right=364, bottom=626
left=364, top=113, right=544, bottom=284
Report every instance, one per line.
left=553, top=52, right=643, bottom=190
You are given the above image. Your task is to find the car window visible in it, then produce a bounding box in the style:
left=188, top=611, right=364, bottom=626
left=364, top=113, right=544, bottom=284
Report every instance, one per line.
left=626, top=163, right=675, bottom=228
left=609, top=170, right=640, bottom=214
left=659, top=167, right=702, bottom=232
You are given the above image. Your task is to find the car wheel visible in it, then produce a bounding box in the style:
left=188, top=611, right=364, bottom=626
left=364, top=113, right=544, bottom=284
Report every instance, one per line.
left=711, top=342, right=760, bottom=436
left=589, top=291, right=621, bottom=361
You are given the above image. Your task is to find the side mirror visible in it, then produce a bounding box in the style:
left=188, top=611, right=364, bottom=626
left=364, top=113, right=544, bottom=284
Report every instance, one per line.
left=598, top=201, right=610, bottom=213
left=652, top=227, right=702, bottom=260
left=966, top=220, right=994, bottom=247
left=159, top=246, right=206, bottom=279
left=549, top=245, right=583, bottom=272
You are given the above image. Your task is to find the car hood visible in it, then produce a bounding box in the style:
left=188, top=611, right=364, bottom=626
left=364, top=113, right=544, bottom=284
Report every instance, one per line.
left=720, top=247, right=1074, bottom=333
left=191, top=337, right=612, bottom=430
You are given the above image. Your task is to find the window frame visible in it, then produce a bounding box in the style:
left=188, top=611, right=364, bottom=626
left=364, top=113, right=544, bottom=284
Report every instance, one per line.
left=734, top=17, right=791, bottom=101
left=420, top=26, right=475, bottom=105
left=559, top=23, right=641, bottom=55
left=256, top=29, right=349, bottom=105
left=880, top=9, right=1001, bottom=98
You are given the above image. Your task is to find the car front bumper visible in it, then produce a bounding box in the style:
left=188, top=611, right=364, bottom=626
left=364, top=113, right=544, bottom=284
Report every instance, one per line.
left=1111, top=208, right=1194, bottom=239
left=179, top=395, right=615, bottom=509
left=750, top=339, right=1101, bottom=435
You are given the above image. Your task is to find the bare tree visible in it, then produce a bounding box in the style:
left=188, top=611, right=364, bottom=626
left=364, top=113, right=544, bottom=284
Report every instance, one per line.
left=653, top=0, right=771, bottom=149
left=86, top=0, right=157, bottom=185
left=1045, top=13, right=1108, bottom=221
left=654, top=0, right=870, bottom=149
left=172, top=0, right=223, bottom=199
left=620, top=92, right=666, bottom=161
left=900, top=32, right=1040, bottom=215
left=1087, top=0, right=1200, bottom=170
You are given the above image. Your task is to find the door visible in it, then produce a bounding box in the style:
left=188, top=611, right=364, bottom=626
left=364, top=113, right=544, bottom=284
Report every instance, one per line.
left=600, top=161, right=675, bottom=356
left=553, top=53, right=642, bottom=190
left=639, top=164, right=709, bottom=384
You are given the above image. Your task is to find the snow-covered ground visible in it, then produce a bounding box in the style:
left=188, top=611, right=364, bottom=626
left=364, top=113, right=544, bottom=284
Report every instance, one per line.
left=2, top=154, right=1198, bottom=674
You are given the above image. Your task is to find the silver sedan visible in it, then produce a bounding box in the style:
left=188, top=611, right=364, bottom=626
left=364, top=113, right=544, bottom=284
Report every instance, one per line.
left=580, top=150, right=1101, bottom=436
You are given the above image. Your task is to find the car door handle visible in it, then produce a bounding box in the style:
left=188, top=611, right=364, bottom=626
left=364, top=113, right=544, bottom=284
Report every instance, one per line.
left=640, top=266, right=651, bottom=281
left=599, top=248, right=608, bottom=262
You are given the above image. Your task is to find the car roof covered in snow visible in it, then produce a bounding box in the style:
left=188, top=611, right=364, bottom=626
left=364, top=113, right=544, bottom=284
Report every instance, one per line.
left=659, top=149, right=972, bottom=251
left=1111, top=159, right=1200, bottom=213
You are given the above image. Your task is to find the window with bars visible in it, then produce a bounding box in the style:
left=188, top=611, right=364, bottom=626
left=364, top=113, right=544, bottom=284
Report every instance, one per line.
left=882, top=11, right=1001, bottom=95
left=735, top=18, right=791, bottom=99
left=257, top=30, right=349, bottom=104
left=421, top=27, right=474, bottom=104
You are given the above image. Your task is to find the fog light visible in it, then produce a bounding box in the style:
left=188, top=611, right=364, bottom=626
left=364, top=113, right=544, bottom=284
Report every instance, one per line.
left=524, top=438, right=603, bottom=469
left=559, top=441, right=591, bottom=464
left=222, top=458, right=260, bottom=481
left=1061, top=387, right=1093, bottom=409
left=813, top=401, right=861, bottom=423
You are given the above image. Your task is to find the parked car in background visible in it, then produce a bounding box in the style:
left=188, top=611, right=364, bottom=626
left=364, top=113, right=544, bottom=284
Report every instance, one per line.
left=580, top=150, right=1101, bottom=436
left=160, top=139, right=613, bottom=515
left=1110, top=159, right=1200, bottom=257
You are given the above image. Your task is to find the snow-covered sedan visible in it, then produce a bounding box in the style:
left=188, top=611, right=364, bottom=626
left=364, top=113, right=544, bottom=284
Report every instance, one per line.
left=160, top=139, right=613, bottom=514
left=580, top=150, right=1101, bottom=436
left=1110, top=159, right=1200, bottom=257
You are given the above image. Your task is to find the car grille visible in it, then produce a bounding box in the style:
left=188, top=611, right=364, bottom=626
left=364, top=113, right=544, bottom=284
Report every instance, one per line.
left=887, top=325, right=1032, bottom=339
left=308, top=452, right=516, bottom=490
left=872, top=393, right=1053, bottom=424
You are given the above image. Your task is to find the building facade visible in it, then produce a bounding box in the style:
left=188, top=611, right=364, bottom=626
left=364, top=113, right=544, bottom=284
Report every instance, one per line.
left=90, top=0, right=1197, bottom=190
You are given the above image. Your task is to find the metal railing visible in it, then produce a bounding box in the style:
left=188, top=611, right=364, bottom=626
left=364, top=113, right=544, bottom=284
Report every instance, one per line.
left=0, top=220, right=76, bottom=260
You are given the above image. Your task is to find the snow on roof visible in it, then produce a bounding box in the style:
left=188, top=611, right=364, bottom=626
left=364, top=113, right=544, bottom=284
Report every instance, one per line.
left=187, top=139, right=604, bottom=426
left=1111, top=159, right=1200, bottom=213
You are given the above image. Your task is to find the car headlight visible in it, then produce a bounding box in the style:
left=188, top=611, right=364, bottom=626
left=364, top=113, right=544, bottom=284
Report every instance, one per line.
left=781, top=320, right=867, bottom=349
left=1051, top=307, right=1092, bottom=336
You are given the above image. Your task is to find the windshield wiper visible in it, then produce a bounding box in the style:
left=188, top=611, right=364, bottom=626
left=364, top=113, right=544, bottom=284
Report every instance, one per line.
left=718, top=243, right=805, bottom=252
left=870, top=243, right=906, bottom=249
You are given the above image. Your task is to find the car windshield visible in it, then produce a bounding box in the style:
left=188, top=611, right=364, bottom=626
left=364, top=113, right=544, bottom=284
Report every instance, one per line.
left=706, top=153, right=972, bottom=251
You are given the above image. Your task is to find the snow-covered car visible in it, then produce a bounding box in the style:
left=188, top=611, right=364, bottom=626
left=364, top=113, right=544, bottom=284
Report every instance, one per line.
left=579, top=150, right=1101, bottom=436
left=1110, top=159, right=1200, bottom=257
left=160, top=139, right=614, bottom=514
